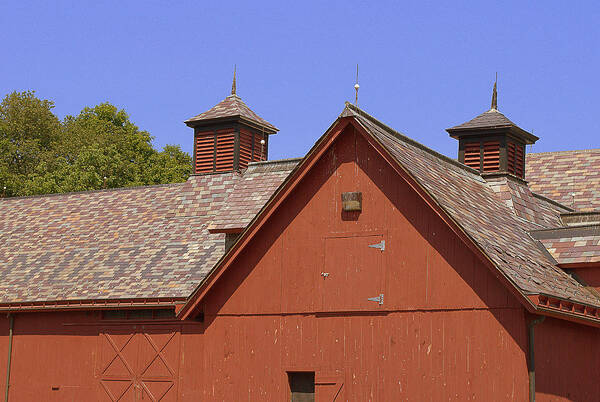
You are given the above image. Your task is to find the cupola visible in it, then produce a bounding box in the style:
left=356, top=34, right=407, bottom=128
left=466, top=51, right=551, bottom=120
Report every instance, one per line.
left=446, top=82, right=538, bottom=179
left=185, top=70, right=279, bottom=174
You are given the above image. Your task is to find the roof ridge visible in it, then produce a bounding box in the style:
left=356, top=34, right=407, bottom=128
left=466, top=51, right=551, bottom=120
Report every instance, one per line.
left=530, top=224, right=600, bottom=235
left=247, top=157, right=303, bottom=166
left=531, top=191, right=574, bottom=212
left=0, top=181, right=187, bottom=202
left=343, top=102, right=483, bottom=178
left=528, top=148, right=600, bottom=156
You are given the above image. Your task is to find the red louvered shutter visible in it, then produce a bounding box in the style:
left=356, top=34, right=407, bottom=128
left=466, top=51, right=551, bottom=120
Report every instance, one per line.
left=507, top=142, right=516, bottom=175
left=514, top=143, right=524, bottom=178
left=482, top=141, right=500, bottom=172
left=238, top=130, right=253, bottom=170
left=195, top=132, right=215, bottom=174
left=463, top=142, right=481, bottom=170
left=215, top=130, right=235, bottom=172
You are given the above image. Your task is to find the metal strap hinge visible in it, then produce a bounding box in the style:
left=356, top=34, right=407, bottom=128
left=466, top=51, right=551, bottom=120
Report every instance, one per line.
left=368, top=240, right=385, bottom=251
left=367, top=294, right=384, bottom=305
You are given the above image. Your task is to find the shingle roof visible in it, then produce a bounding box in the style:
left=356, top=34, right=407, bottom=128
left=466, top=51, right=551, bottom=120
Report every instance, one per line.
left=185, top=94, right=278, bottom=133
left=0, top=175, right=239, bottom=303
left=344, top=103, right=599, bottom=305
left=484, top=175, right=569, bottom=228
left=447, top=108, right=538, bottom=143
left=531, top=225, right=600, bottom=266
left=526, top=149, right=600, bottom=212
left=448, top=108, right=516, bottom=131
left=209, top=158, right=300, bottom=232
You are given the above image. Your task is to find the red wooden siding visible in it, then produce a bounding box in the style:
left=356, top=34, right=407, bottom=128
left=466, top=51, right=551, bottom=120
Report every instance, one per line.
left=482, top=141, right=500, bottom=172
left=194, top=131, right=214, bottom=174
left=463, top=142, right=480, bottom=170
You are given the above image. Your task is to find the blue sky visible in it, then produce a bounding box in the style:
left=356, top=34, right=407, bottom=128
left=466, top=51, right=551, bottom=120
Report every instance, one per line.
left=1, top=1, right=599, bottom=160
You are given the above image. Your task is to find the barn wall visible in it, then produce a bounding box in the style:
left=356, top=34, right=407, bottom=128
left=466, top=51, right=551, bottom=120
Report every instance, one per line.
left=534, top=316, right=600, bottom=401
left=0, top=311, right=199, bottom=401
left=0, top=312, right=99, bottom=401
left=199, top=126, right=531, bottom=400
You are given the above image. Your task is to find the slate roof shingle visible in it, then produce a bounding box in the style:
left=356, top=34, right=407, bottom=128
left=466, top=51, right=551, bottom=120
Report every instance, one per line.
left=0, top=176, right=238, bottom=303
left=447, top=108, right=538, bottom=143
left=185, top=94, right=278, bottom=133
left=485, top=175, right=569, bottom=228
left=448, top=108, right=517, bottom=131
left=209, top=158, right=301, bottom=232
left=0, top=173, right=250, bottom=304
left=531, top=225, right=600, bottom=266
left=526, top=149, right=600, bottom=212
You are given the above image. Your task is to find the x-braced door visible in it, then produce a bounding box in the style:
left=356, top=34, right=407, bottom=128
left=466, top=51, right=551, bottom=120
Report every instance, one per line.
left=97, top=325, right=181, bottom=401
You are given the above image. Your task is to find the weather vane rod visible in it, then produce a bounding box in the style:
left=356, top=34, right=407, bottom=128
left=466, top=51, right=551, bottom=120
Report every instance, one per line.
left=354, top=64, right=360, bottom=106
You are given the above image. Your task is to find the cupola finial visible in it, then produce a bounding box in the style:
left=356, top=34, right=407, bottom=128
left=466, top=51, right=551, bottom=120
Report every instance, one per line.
left=354, top=64, right=360, bottom=106
left=491, top=73, right=498, bottom=110
left=231, top=65, right=237, bottom=95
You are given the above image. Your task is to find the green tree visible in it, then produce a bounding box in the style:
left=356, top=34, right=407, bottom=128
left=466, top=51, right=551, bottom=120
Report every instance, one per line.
left=0, top=91, right=192, bottom=197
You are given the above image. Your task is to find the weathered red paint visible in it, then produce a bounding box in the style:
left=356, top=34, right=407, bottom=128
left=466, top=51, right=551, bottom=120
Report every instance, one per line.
left=1, top=123, right=598, bottom=400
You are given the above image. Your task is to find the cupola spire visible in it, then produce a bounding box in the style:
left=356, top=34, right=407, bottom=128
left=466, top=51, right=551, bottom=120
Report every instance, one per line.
left=231, top=65, right=237, bottom=96
left=491, top=75, right=498, bottom=110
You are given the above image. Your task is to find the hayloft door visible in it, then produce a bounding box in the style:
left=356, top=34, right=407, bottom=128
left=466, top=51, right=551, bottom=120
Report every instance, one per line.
left=321, top=234, right=385, bottom=311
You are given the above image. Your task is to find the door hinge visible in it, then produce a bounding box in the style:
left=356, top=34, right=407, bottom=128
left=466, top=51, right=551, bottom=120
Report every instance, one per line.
left=367, top=293, right=384, bottom=305
left=368, top=240, right=385, bottom=251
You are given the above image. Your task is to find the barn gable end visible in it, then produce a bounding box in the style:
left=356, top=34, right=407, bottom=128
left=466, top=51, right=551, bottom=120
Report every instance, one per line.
left=200, top=121, right=523, bottom=316
left=186, top=116, right=530, bottom=400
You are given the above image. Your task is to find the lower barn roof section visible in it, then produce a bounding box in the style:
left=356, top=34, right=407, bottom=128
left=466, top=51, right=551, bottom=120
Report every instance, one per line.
left=0, top=174, right=239, bottom=303
left=531, top=225, right=600, bottom=266
left=526, top=149, right=600, bottom=212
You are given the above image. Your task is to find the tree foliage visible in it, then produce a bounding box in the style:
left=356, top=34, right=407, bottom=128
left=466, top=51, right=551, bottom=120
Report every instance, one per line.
left=0, top=91, right=191, bottom=197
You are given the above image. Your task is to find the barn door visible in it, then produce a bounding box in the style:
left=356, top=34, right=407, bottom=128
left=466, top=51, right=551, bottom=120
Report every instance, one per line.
left=97, top=325, right=180, bottom=401
left=321, top=234, right=385, bottom=311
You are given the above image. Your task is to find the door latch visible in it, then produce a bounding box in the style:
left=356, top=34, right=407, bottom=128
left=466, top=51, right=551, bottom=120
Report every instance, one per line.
left=367, top=293, right=384, bottom=305
left=368, top=240, right=385, bottom=251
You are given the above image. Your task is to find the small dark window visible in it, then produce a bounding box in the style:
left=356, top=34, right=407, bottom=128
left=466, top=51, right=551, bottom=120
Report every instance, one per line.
left=101, top=309, right=175, bottom=320
left=225, top=233, right=240, bottom=253
left=128, top=310, right=153, bottom=320
left=102, top=310, right=127, bottom=320
left=288, top=372, right=315, bottom=402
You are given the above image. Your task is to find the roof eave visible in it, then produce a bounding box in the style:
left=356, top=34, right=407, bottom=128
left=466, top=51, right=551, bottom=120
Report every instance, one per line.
left=446, top=125, right=538, bottom=144
left=184, top=115, right=279, bottom=134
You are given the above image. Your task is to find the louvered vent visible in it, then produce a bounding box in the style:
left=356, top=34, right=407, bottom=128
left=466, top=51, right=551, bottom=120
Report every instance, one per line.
left=482, top=141, right=500, bottom=172
left=239, top=131, right=253, bottom=170
left=215, top=130, right=235, bottom=172
left=195, top=132, right=215, bottom=174
left=507, top=142, right=525, bottom=178
left=515, top=144, right=524, bottom=177
left=463, top=142, right=481, bottom=170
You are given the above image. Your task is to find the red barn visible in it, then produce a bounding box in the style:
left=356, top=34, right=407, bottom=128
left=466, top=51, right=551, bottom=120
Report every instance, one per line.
left=1, top=82, right=600, bottom=401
